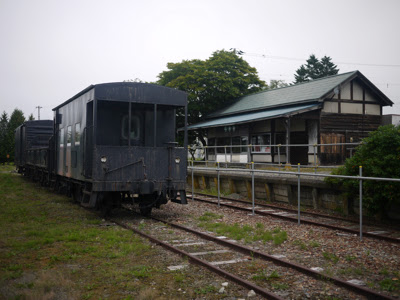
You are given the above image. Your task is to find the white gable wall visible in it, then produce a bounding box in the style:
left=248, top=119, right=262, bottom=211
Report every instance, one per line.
left=323, top=80, right=381, bottom=116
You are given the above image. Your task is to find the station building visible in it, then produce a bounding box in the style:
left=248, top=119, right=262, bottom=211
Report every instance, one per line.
left=187, top=71, right=394, bottom=165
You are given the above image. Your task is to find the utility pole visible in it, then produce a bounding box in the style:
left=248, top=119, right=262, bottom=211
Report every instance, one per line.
left=36, top=106, right=42, bottom=120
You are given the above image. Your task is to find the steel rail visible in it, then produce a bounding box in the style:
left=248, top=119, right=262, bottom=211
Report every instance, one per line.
left=149, top=215, right=396, bottom=300
left=190, top=194, right=400, bottom=244
left=111, top=218, right=284, bottom=300
left=192, top=191, right=400, bottom=232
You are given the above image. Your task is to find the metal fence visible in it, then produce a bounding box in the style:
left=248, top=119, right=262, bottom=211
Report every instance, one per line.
left=188, top=162, right=400, bottom=241
left=188, top=142, right=362, bottom=169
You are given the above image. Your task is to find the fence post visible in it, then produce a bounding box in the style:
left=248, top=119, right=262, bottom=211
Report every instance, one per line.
left=359, top=166, right=363, bottom=241
left=191, top=160, right=194, bottom=201
left=313, top=144, right=317, bottom=173
left=224, top=146, right=227, bottom=165
left=217, top=162, right=220, bottom=207
left=278, top=145, right=281, bottom=172
left=251, top=162, right=255, bottom=216
left=297, top=163, right=301, bottom=225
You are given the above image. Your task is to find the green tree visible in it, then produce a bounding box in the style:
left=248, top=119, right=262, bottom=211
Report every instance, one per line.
left=6, top=109, right=25, bottom=162
left=328, top=125, right=400, bottom=218
left=0, top=111, right=9, bottom=163
left=28, top=113, right=35, bottom=120
left=157, top=49, right=266, bottom=143
left=269, top=79, right=289, bottom=90
left=294, top=54, right=339, bottom=83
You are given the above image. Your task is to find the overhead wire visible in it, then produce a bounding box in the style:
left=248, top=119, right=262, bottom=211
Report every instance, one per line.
left=241, top=51, right=400, bottom=68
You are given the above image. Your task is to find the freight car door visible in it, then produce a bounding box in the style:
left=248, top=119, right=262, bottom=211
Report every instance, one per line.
left=57, top=128, right=65, bottom=176
left=66, top=126, right=72, bottom=177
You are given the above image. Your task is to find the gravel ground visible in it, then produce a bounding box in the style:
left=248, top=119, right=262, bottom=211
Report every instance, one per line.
left=148, top=198, right=400, bottom=299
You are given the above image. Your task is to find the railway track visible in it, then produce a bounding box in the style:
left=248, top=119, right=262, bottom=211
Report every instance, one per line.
left=188, top=192, right=400, bottom=244
left=109, top=206, right=396, bottom=299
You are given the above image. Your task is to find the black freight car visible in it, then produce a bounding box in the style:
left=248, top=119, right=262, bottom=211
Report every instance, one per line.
left=15, top=82, right=188, bottom=215
left=15, top=120, right=54, bottom=182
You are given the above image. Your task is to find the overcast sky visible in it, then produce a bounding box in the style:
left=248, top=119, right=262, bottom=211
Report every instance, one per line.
left=1, top=0, right=399, bottom=121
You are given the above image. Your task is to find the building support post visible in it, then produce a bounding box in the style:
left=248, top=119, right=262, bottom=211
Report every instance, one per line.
left=285, top=117, right=291, bottom=165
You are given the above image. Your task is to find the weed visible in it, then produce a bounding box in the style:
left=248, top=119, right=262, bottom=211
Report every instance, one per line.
left=345, top=255, right=357, bottom=262
left=15, top=282, right=34, bottom=289
left=131, top=266, right=152, bottom=279
left=253, top=270, right=281, bottom=281
left=379, top=268, right=390, bottom=276
left=194, top=285, right=218, bottom=294
left=273, top=230, right=287, bottom=245
left=173, top=272, right=185, bottom=283
left=339, top=267, right=365, bottom=276
left=272, top=227, right=281, bottom=234
left=309, top=240, right=320, bottom=248
left=271, top=282, right=289, bottom=290
left=322, top=252, right=339, bottom=264
left=2, top=264, right=23, bottom=280
left=198, top=219, right=287, bottom=245
left=379, top=278, right=399, bottom=292
left=82, top=292, right=93, bottom=300
left=293, top=239, right=307, bottom=250
left=198, top=211, right=223, bottom=222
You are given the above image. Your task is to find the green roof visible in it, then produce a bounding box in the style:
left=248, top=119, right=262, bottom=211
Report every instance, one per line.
left=187, top=103, right=320, bottom=130
left=209, top=71, right=392, bottom=118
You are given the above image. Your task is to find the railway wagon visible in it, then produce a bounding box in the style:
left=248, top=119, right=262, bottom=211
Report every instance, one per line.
left=15, top=120, right=54, bottom=179
left=16, top=82, right=188, bottom=215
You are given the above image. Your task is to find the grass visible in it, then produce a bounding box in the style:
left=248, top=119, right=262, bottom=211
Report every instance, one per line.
left=252, top=269, right=281, bottom=281
left=379, top=278, right=400, bottom=292
left=293, top=239, right=320, bottom=250
left=197, top=216, right=288, bottom=245
left=0, top=168, right=237, bottom=299
left=322, top=251, right=339, bottom=264
left=198, top=211, right=223, bottom=222
left=194, top=285, right=218, bottom=295
left=338, top=266, right=366, bottom=276
left=0, top=162, right=15, bottom=172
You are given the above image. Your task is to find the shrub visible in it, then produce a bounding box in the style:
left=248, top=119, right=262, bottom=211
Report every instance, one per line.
left=327, top=125, right=400, bottom=218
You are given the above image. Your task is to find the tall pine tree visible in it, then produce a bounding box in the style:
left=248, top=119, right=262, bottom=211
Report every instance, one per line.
left=294, top=54, right=339, bottom=83
left=6, top=109, right=25, bottom=162
left=0, top=111, right=9, bottom=163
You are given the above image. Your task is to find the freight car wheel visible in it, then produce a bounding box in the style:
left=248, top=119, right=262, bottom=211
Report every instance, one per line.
left=139, top=203, right=152, bottom=216
left=100, top=192, right=113, bottom=218
left=72, top=185, right=83, bottom=203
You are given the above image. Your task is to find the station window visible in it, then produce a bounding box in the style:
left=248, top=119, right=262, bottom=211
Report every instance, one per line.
left=251, top=134, right=271, bottom=153
left=217, top=137, right=231, bottom=153
left=207, top=138, right=216, bottom=155
left=67, top=126, right=72, bottom=146
left=232, top=136, right=249, bottom=153
left=232, top=136, right=241, bottom=153
left=59, top=128, right=64, bottom=147
left=241, top=136, right=249, bottom=153
left=75, top=123, right=81, bottom=146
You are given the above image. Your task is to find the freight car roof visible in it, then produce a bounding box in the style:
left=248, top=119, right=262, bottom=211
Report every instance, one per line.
left=53, top=82, right=187, bottom=111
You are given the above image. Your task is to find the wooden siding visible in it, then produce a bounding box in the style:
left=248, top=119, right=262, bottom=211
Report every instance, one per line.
left=320, top=113, right=381, bottom=132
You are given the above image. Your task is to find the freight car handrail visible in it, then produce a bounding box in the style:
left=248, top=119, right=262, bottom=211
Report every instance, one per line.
left=105, top=157, right=147, bottom=179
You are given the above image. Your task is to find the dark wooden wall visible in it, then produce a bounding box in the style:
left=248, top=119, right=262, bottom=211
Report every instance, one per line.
left=319, top=112, right=381, bottom=164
